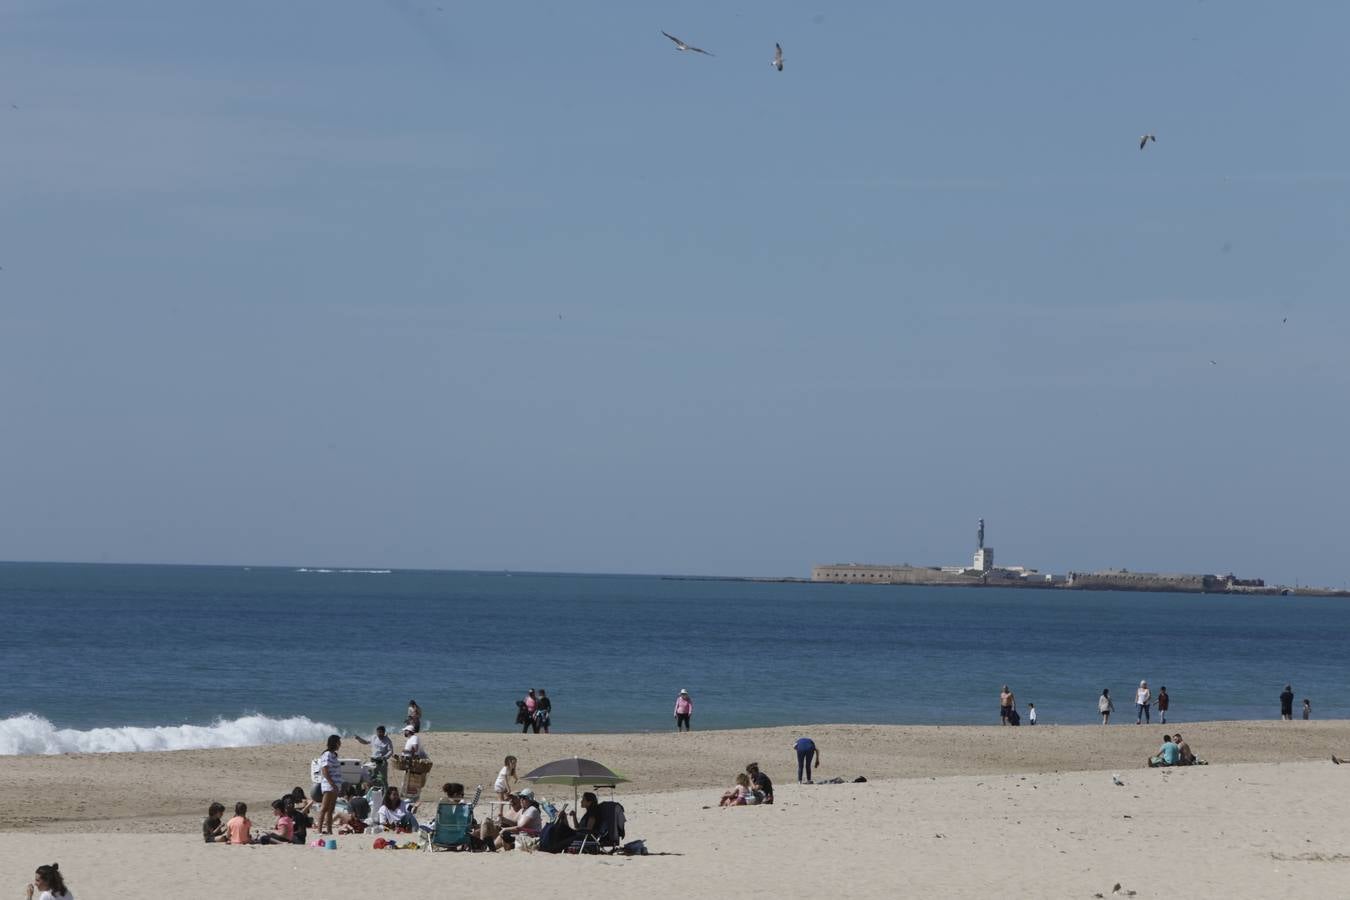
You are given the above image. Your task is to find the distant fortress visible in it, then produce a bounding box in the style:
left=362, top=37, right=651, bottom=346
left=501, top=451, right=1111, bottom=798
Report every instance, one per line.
left=810, top=519, right=1339, bottom=596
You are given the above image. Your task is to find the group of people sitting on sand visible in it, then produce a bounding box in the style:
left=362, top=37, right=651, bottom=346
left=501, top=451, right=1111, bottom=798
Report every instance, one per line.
left=1146, top=732, right=1205, bottom=768
left=719, top=762, right=775, bottom=807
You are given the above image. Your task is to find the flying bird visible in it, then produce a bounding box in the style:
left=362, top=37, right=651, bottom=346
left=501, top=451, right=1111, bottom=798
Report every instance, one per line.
left=1209, top=360, right=1218, bottom=366
left=662, top=31, right=713, bottom=56
left=1139, top=133, right=1157, bottom=150
left=771, top=42, right=784, bottom=71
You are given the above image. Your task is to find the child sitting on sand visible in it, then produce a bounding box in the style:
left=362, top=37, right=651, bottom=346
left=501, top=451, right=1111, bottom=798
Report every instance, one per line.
left=202, top=803, right=228, bottom=843
left=719, top=773, right=755, bottom=807
left=226, top=802, right=252, bottom=844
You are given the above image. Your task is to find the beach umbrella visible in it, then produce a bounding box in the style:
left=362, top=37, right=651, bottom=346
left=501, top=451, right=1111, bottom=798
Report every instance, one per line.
left=521, top=756, right=629, bottom=806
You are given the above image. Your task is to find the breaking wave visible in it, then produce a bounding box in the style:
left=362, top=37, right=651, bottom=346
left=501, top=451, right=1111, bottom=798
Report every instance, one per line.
left=0, top=713, right=337, bottom=756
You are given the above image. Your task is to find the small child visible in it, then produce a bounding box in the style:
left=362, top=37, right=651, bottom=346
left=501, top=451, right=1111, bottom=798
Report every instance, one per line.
left=226, top=802, right=252, bottom=844
left=202, top=802, right=228, bottom=843
left=1303, top=698, right=1311, bottom=720
left=1027, top=703, right=1037, bottom=725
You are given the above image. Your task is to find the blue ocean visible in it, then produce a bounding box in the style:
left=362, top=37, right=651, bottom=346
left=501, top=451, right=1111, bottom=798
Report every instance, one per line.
left=1, top=562, right=1346, bottom=755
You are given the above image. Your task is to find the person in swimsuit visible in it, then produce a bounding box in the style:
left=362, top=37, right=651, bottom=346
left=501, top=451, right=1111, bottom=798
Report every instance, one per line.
left=1000, top=685, right=1016, bottom=725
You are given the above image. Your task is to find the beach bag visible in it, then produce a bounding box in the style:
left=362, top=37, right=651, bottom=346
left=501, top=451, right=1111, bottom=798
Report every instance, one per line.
left=310, top=757, right=323, bottom=784
left=1008, top=708, right=1021, bottom=726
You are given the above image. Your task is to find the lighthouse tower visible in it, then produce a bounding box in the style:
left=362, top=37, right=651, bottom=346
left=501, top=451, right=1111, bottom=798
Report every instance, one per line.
left=973, top=518, right=994, bottom=572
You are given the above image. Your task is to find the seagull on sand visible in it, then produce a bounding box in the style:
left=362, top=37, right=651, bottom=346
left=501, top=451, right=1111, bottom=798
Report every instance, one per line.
left=771, top=42, right=784, bottom=71
left=662, top=31, right=713, bottom=56
left=1139, top=133, right=1157, bottom=150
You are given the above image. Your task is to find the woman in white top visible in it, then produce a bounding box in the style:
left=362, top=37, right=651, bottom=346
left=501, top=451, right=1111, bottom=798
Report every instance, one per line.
left=1135, top=681, right=1152, bottom=725
left=26, top=863, right=73, bottom=900
left=317, top=734, right=343, bottom=835
left=376, top=786, right=417, bottom=830
left=1098, top=688, right=1115, bottom=724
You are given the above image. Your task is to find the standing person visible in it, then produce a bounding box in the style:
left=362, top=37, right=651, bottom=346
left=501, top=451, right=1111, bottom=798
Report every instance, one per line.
left=999, top=685, right=1016, bottom=725
left=317, top=734, right=343, bottom=834
left=406, top=700, right=422, bottom=734
left=1303, top=698, right=1312, bottom=720
left=352, top=724, right=394, bottom=788
left=535, top=689, right=552, bottom=734
left=1135, top=681, right=1152, bottom=725
left=1280, top=684, right=1295, bottom=720
left=401, top=724, right=424, bottom=758
left=1027, top=703, right=1037, bottom=725
left=674, top=689, right=693, bottom=731
left=1099, top=688, right=1115, bottom=725
left=494, top=756, right=519, bottom=801
left=1157, top=687, right=1170, bottom=724
left=794, top=736, right=820, bottom=784
left=25, top=864, right=73, bottom=900
left=525, top=689, right=540, bottom=734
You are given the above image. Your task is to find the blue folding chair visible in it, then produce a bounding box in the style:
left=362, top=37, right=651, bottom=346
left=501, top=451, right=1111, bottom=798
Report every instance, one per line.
left=427, top=802, right=474, bottom=851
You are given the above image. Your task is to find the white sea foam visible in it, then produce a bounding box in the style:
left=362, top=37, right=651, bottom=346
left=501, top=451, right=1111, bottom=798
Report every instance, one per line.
left=0, top=713, right=337, bottom=756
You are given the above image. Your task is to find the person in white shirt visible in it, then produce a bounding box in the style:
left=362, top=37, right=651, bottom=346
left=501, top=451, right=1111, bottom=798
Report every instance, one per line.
left=317, top=734, right=343, bottom=834
left=1135, top=680, right=1153, bottom=725
left=353, top=725, right=394, bottom=786
left=495, top=791, right=542, bottom=850
left=26, top=863, right=73, bottom=900
left=1027, top=703, right=1037, bottom=725
left=376, top=786, right=417, bottom=830
left=402, top=725, right=424, bottom=758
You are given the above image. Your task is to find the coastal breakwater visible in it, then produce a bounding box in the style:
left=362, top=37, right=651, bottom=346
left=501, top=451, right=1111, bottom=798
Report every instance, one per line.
left=809, top=564, right=1350, bottom=597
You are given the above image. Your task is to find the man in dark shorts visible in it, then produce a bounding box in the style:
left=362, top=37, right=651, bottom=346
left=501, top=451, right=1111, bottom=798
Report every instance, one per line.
left=1000, top=685, right=1016, bottom=725
left=1280, top=684, right=1295, bottom=721
left=746, top=762, right=774, bottom=804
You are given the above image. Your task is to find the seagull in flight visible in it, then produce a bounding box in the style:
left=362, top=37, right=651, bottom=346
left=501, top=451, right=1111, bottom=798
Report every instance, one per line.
left=1209, top=359, right=1218, bottom=366
left=771, top=42, right=784, bottom=71
left=662, top=31, right=713, bottom=56
left=1139, top=133, right=1157, bottom=150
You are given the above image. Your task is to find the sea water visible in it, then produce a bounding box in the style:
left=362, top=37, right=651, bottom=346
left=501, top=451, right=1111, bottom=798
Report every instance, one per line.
left=1, top=562, right=1346, bottom=754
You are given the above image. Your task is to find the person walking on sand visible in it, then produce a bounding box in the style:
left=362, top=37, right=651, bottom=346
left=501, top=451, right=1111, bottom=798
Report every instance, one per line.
left=535, top=689, right=552, bottom=733
left=1157, top=686, right=1170, bottom=724
left=674, top=689, right=693, bottom=731
left=794, top=736, right=820, bottom=784
left=999, top=685, right=1016, bottom=725
left=1135, top=680, right=1152, bottom=725
left=1280, top=684, right=1295, bottom=720
left=1099, top=688, right=1115, bottom=725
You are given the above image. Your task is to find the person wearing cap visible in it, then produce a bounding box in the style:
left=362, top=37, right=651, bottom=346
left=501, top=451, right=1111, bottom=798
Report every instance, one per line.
left=495, top=790, right=542, bottom=850
left=402, top=724, right=425, bottom=758
left=674, top=689, right=693, bottom=732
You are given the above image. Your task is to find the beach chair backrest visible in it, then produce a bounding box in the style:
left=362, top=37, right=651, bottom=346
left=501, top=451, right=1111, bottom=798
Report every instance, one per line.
left=430, top=801, right=473, bottom=848
left=595, top=802, right=625, bottom=844
left=363, top=788, right=383, bottom=826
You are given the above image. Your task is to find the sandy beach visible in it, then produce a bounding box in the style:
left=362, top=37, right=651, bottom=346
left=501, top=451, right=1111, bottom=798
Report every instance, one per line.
left=3, top=721, right=1349, bottom=897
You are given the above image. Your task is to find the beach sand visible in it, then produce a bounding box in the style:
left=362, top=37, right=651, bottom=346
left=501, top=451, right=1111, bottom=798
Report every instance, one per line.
left=3, top=721, right=1349, bottom=897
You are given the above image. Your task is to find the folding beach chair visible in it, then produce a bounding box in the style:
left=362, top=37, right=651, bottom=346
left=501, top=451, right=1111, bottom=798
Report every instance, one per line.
left=427, top=802, right=474, bottom=851
left=567, top=801, right=625, bottom=854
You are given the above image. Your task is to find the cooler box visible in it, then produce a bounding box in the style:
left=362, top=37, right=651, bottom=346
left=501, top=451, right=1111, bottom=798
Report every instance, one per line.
left=338, top=758, right=373, bottom=785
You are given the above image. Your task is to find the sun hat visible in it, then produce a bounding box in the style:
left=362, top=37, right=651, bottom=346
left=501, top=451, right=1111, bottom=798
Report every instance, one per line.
left=403, top=724, right=415, bottom=733
left=518, top=788, right=535, bottom=799
left=679, top=688, right=689, bottom=695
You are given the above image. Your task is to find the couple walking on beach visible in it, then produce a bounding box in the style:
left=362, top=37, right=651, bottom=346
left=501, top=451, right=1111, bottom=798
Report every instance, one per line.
left=515, top=689, right=552, bottom=733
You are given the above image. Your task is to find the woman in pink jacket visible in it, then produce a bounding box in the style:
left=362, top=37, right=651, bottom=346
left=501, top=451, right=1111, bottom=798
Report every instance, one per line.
left=674, top=689, right=693, bottom=732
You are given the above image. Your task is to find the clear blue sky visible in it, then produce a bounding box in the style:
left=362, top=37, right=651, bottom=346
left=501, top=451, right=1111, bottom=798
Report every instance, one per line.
left=2, top=1, right=1348, bottom=585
